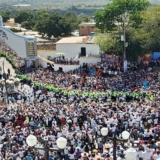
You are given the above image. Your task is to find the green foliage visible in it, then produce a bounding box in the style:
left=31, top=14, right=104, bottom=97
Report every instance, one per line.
left=9, top=28, right=22, bottom=33
left=95, top=0, right=150, bottom=60
left=21, top=21, right=30, bottom=30
left=14, top=10, right=84, bottom=38
left=132, top=5, right=160, bottom=54
left=14, top=10, right=35, bottom=24
left=1, top=11, right=10, bottom=22
left=95, top=0, right=149, bottom=32
left=35, top=12, right=73, bottom=38
left=94, top=33, right=123, bottom=55
left=11, top=10, right=91, bottom=38
left=64, top=13, right=80, bottom=31
left=0, top=52, right=17, bottom=69
left=35, top=10, right=49, bottom=20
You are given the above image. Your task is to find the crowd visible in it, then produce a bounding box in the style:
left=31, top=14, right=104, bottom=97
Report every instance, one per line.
left=22, top=61, right=158, bottom=93
left=53, top=56, right=79, bottom=65
left=0, top=58, right=160, bottom=160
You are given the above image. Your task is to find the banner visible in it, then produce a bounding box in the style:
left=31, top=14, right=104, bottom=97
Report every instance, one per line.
left=143, top=79, right=148, bottom=90
left=123, top=61, right=127, bottom=72
left=26, top=60, right=30, bottom=68
left=101, top=54, right=118, bottom=62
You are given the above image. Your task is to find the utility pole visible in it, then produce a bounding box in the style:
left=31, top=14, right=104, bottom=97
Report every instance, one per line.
left=1, top=60, right=8, bottom=107
left=123, top=18, right=126, bottom=60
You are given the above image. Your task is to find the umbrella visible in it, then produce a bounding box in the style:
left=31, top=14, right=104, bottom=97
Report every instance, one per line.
left=92, top=149, right=98, bottom=153
left=55, top=52, right=65, bottom=55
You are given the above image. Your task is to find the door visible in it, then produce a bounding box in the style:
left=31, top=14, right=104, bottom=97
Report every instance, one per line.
left=81, top=47, right=86, bottom=57
left=31, top=60, right=35, bottom=68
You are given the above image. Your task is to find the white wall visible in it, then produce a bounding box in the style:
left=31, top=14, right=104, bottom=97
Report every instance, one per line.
left=38, top=51, right=57, bottom=59
left=56, top=43, right=100, bottom=58
left=38, top=58, right=80, bottom=72
left=54, top=64, right=80, bottom=72
left=79, top=57, right=101, bottom=65
left=0, top=27, right=36, bottom=58
left=0, top=27, right=26, bottom=58
left=39, top=58, right=48, bottom=68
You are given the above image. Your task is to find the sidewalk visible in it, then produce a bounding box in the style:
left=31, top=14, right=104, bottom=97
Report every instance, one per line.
left=0, top=57, right=15, bottom=76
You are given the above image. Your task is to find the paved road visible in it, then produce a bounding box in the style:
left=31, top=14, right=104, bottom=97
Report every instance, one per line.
left=0, top=57, right=15, bottom=76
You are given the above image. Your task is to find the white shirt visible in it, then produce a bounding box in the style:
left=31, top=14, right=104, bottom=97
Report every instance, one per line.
left=137, top=151, right=143, bottom=159
left=154, top=118, right=158, bottom=124
left=153, top=154, right=160, bottom=160
left=142, top=151, right=152, bottom=160
left=18, top=151, right=24, bottom=158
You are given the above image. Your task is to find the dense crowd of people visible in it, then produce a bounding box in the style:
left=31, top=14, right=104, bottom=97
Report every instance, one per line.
left=0, top=56, right=160, bottom=160
left=53, top=56, right=79, bottom=65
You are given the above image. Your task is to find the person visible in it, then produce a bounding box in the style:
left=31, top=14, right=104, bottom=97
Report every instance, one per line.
left=81, top=152, right=89, bottom=160
left=153, top=150, right=160, bottom=160
left=141, top=148, right=153, bottom=160
left=8, top=68, right=10, bottom=76
left=26, top=154, right=33, bottom=160
left=1, top=53, right=160, bottom=160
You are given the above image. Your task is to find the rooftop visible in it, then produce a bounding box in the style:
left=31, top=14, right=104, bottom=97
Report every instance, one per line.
left=78, top=22, right=96, bottom=27
left=56, top=36, right=96, bottom=44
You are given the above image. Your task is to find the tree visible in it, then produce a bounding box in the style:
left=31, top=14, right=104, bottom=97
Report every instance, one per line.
left=21, top=21, right=31, bottom=29
left=45, top=12, right=63, bottom=38
left=35, top=12, right=72, bottom=38
left=64, top=13, right=79, bottom=31
left=95, top=0, right=149, bottom=60
left=1, top=11, right=10, bottom=22
left=81, top=15, right=90, bottom=22
left=14, top=10, right=34, bottom=24
left=95, top=0, right=149, bottom=32
left=132, top=5, right=160, bottom=54
left=35, top=10, right=49, bottom=21
left=94, top=33, right=123, bottom=55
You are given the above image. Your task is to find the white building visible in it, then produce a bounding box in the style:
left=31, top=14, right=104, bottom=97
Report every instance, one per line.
left=0, top=16, right=3, bottom=27
left=56, top=36, right=100, bottom=59
left=0, top=26, right=38, bottom=67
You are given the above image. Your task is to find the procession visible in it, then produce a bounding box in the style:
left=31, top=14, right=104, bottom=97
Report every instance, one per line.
left=0, top=55, right=159, bottom=160
left=1, top=0, right=160, bottom=159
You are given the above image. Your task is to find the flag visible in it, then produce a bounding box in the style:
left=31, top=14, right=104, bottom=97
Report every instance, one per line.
left=143, top=80, right=148, bottom=90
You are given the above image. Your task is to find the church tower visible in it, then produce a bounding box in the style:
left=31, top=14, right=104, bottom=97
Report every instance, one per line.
left=0, top=16, right=3, bottom=26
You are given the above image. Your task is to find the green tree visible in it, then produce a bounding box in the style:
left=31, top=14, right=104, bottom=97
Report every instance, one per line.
left=94, top=33, right=123, bottom=55
left=81, top=15, right=90, bottom=22
left=21, top=21, right=31, bottom=29
left=35, top=12, right=72, bottom=38
left=1, top=11, right=10, bottom=22
left=14, top=10, right=34, bottom=24
left=132, top=5, right=160, bottom=54
left=95, top=0, right=149, bottom=60
left=64, top=13, right=79, bottom=31
left=46, top=12, right=63, bottom=38
left=95, top=0, right=149, bottom=32
left=35, top=10, right=49, bottom=21
left=34, top=19, right=48, bottom=37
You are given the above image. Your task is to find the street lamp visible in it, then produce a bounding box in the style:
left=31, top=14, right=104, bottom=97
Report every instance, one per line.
left=101, top=127, right=130, bottom=160
left=26, top=135, right=37, bottom=147
left=0, top=77, right=20, bottom=106
left=125, top=148, right=137, bottom=160
left=0, top=60, right=8, bottom=106
left=26, top=135, right=67, bottom=160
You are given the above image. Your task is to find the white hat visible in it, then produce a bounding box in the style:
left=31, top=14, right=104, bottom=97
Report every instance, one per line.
left=105, top=143, right=112, bottom=148
left=81, top=152, right=89, bottom=158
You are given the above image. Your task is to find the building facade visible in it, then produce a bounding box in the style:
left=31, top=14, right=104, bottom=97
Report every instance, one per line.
left=56, top=36, right=100, bottom=59
left=0, top=26, right=39, bottom=67
left=78, top=22, right=95, bottom=36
